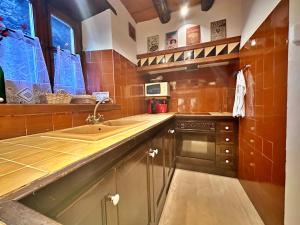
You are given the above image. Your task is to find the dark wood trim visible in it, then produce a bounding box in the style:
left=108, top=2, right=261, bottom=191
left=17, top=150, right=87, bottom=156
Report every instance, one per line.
left=137, top=36, right=241, bottom=59
left=29, top=0, right=83, bottom=91
left=0, top=201, right=61, bottom=225
left=0, top=104, right=121, bottom=116
left=31, top=0, right=54, bottom=89
left=48, top=5, right=83, bottom=54
left=152, top=0, right=170, bottom=24
left=137, top=53, right=240, bottom=73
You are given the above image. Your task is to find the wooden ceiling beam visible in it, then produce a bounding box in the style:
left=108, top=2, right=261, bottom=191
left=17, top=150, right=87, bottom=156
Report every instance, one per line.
left=152, top=0, right=171, bottom=24
left=201, top=0, right=214, bottom=11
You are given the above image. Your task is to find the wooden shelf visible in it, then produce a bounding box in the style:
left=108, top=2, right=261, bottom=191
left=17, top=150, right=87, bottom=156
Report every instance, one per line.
left=137, top=36, right=241, bottom=74
left=0, top=104, right=121, bottom=116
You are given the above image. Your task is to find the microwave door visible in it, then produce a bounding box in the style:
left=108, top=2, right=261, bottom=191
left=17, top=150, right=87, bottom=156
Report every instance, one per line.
left=146, top=84, right=161, bottom=96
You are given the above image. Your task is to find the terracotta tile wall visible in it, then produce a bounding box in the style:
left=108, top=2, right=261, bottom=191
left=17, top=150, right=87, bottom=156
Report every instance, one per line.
left=0, top=105, right=122, bottom=140
left=238, top=1, right=288, bottom=225
left=146, top=64, right=238, bottom=113
left=84, top=50, right=146, bottom=116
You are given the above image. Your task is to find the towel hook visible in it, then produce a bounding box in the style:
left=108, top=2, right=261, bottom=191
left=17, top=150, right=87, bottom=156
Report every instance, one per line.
left=234, top=64, right=251, bottom=76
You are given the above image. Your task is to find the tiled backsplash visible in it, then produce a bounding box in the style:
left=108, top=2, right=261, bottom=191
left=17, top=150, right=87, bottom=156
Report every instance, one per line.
left=0, top=105, right=122, bottom=140
left=84, top=50, right=146, bottom=117
left=238, top=1, right=288, bottom=224
left=146, top=64, right=238, bottom=113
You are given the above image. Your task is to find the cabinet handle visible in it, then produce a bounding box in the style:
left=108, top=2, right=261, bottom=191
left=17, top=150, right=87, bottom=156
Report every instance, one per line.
left=107, top=194, right=120, bottom=206
left=225, top=159, right=230, bottom=164
left=225, top=126, right=230, bottom=130
left=225, top=138, right=230, bottom=142
left=225, top=149, right=230, bottom=154
left=149, top=148, right=158, bottom=158
left=168, top=129, right=175, bottom=134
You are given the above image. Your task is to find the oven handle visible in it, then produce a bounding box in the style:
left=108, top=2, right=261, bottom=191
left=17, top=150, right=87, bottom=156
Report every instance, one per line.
left=175, top=128, right=216, bottom=134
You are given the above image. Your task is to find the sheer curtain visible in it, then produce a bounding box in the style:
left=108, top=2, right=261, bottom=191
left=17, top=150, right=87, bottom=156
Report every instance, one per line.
left=54, top=47, right=86, bottom=95
left=0, top=30, right=51, bottom=103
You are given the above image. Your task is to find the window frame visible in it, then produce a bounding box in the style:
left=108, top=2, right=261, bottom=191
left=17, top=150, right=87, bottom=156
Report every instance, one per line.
left=50, top=14, right=75, bottom=54
left=29, top=0, right=83, bottom=91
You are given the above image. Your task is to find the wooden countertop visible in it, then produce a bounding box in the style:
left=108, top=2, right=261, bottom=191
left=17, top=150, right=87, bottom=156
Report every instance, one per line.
left=0, top=113, right=175, bottom=200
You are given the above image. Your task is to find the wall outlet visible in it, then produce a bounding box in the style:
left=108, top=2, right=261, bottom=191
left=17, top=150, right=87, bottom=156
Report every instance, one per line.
left=92, top=92, right=109, bottom=102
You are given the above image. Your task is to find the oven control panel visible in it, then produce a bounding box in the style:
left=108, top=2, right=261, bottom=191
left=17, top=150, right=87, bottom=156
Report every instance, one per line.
left=176, top=120, right=216, bottom=131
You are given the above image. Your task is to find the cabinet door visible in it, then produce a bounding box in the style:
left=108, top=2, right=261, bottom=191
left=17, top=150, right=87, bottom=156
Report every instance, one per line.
left=150, top=130, right=166, bottom=223
left=116, top=142, right=151, bottom=225
left=55, top=170, right=118, bottom=225
left=164, top=126, right=176, bottom=182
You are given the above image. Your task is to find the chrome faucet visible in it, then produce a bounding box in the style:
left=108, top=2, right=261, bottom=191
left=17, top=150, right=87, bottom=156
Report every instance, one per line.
left=86, top=97, right=114, bottom=124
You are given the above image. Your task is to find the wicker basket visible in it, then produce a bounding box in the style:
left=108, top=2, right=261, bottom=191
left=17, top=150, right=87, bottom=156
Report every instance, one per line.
left=71, top=95, right=96, bottom=104
left=41, top=90, right=72, bottom=104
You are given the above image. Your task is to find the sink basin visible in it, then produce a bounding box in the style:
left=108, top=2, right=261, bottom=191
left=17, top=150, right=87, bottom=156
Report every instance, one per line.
left=43, top=119, right=148, bottom=141
left=61, top=125, right=120, bottom=135
left=44, top=125, right=127, bottom=141
left=102, top=120, right=145, bottom=127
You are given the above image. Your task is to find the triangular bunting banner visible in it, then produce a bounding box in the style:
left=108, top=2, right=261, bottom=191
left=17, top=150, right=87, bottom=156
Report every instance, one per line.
left=205, top=46, right=216, bottom=57
left=174, top=52, right=184, bottom=61
left=216, top=44, right=228, bottom=55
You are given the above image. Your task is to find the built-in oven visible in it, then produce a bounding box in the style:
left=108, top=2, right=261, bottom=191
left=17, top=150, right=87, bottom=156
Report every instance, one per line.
left=176, top=120, right=216, bottom=162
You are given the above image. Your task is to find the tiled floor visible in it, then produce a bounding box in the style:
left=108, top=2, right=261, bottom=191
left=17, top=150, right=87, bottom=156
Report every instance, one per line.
left=159, top=169, right=265, bottom=225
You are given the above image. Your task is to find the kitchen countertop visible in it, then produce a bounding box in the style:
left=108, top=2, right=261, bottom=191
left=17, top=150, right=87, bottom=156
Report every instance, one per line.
left=0, top=112, right=233, bottom=200
left=0, top=113, right=176, bottom=200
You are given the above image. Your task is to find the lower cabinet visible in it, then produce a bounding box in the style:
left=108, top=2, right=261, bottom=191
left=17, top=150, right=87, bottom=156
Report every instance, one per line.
left=116, top=142, right=151, bottom=225
left=164, top=125, right=176, bottom=189
left=19, top=123, right=176, bottom=225
left=55, top=170, right=118, bottom=225
left=149, top=129, right=166, bottom=224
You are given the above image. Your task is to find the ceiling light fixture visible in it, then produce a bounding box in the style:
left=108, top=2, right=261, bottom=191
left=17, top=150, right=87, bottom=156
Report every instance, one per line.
left=180, top=4, right=189, bottom=17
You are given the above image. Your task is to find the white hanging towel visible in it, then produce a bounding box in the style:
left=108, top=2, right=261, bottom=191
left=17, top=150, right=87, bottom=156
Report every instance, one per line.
left=233, top=70, right=246, bottom=117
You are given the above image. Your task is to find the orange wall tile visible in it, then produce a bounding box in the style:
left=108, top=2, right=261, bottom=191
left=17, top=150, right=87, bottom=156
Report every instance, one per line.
left=0, top=115, right=27, bottom=139
left=238, top=1, right=288, bottom=224
left=0, top=106, right=122, bottom=140
left=146, top=64, right=238, bottom=113
left=84, top=50, right=146, bottom=117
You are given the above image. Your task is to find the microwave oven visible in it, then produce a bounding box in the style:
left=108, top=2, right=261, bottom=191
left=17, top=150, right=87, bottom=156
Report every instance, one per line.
left=145, top=82, right=170, bottom=97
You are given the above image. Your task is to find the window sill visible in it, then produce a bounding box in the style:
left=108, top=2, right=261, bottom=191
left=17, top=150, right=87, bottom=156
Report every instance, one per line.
left=0, top=104, right=121, bottom=116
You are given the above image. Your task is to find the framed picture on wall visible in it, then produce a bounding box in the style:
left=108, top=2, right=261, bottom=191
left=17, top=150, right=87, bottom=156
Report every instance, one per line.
left=128, top=22, right=136, bottom=41
left=186, top=25, right=201, bottom=45
left=165, top=31, right=178, bottom=49
left=147, top=35, right=159, bottom=52
left=211, top=19, right=227, bottom=41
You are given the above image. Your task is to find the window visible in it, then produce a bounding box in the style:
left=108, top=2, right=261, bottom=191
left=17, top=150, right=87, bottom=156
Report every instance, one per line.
left=53, top=49, right=86, bottom=94
left=51, top=15, right=75, bottom=53
left=0, top=32, right=51, bottom=103
left=50, top=15, right=85, bottom=94
left=0, top=0, right=35, bottom=37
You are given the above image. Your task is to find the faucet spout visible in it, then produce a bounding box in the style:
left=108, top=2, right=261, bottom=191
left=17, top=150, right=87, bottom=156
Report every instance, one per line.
left=86, top=97, right=114, bottom=125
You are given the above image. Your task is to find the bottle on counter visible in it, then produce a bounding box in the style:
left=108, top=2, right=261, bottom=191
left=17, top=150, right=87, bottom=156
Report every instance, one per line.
left=0, top=66, right=6, bottom=103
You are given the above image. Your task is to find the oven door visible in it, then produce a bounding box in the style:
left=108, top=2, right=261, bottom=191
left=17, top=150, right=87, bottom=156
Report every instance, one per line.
left=177, top=131, right=216, bottom=161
